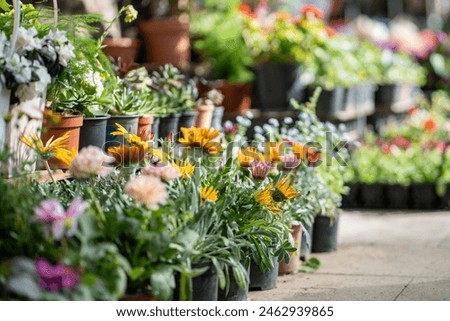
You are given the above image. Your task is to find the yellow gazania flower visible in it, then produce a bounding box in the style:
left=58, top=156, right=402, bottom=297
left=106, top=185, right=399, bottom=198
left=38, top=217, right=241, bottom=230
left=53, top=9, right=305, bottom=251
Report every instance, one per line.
left=273, top=176, right=298, bottom=201
left=200, top=186, right=218, bottom=203
left=108, top=145, right=147, bottom=165
left=178, top=127, right=223, bottom=155
left=56, top=147, right=78, bottom=166
left=237, top=147, right=263, bottom=167
left=293, top=143, right=307, bottom=160
left=20, top=131, right=72, bottom=164
left=264, top=142, right=284, bottom=162
left=111, top=123, right=147, bottom=147
left=255, top=184, right=281, bottom=215
left=172, top=161, right=195, bottom=178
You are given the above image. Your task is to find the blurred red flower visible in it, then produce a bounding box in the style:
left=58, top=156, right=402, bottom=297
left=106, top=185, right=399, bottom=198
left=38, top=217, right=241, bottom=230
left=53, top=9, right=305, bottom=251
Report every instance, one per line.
left=300, top=4, right=324, bottom=20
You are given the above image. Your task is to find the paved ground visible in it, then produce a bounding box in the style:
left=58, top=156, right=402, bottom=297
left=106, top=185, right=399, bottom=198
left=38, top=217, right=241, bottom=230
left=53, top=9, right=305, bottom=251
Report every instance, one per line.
left=248, top=210, right=450, bottom=301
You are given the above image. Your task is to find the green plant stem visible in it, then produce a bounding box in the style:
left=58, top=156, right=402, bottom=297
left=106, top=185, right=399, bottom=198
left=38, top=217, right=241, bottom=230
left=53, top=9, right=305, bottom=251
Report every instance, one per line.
left=44, top=160, right=56, bottom=184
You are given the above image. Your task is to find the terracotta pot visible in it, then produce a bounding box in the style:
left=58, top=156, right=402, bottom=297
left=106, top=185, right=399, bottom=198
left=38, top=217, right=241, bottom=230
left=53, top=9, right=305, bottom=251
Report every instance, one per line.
left=195, top=104, right=214, bottom=128
left=41, top=113, right=83, bottom=170
left=102, top=37, right=141, bottom=69
left=139, top=17, right=190, bottom=68
left=278, top=224, right=302, bottom=275
left=138, top=115, right=154, bottom=139
left=216, top=81, right=252, bottom=114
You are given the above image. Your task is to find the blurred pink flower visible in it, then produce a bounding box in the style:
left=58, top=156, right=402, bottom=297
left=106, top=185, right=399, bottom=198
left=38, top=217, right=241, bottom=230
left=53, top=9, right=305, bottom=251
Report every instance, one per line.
left=69, top=146, right=114, bottom=179
left=142, top=165, right=180, bottom=181
left=250, top=161, right=272, bottom=180
left=125, top=175, right=168, bottom=209
left=280, top=155, right=301, bottom=170
left=34, top=197, right=88, bottom=240
left=35, top=259, right=80, bottom=292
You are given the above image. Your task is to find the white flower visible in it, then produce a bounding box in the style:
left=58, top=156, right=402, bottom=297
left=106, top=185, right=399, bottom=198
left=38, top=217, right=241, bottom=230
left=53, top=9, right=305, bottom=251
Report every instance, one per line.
left=85, top=70, right=104, bottom=97
left=33, top=63, right=51, bottom=93
left=0, top=32, right=8, bottom=60
left=15, top=27, right=42, bottom=54
left=57, top=42, right=75, bottom=67
left=45, top=29, right=74, bottom=66
left=15, top=63, right=51, bottom=102
left=125, top=175, right=168, bottom=210
left=70, top=146, right=114, bottom=179
left=6, top=54, right=32, bottom=83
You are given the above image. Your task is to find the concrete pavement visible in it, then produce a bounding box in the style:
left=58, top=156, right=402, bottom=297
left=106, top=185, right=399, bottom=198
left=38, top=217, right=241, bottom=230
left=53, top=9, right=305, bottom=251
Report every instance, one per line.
left=248, top=210, right=450, bottom=301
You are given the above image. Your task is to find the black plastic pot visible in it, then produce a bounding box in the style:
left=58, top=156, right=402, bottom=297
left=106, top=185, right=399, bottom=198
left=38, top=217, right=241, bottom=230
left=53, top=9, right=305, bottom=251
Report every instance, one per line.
left=158, top=114, right=180, bottom=141
left=178, top=110, right=198, bottom=131
left=385, top=184, right=410, bottom=209
left=342, top=183, right=361, bottom=209
left=361, top=183, right=386, bottom=209
left=315, top=86, right=346, bottom=116
left=218, top=264, right=249, bottom=301
left=357, top=83, right=375, bottom=113
left=253, top=62, right=302, bottom=111
left=211, top=106, right=224, bottom=130
left=375, top=84, right=400, bottom=106
left=79, top=115, right=109, bottom=150
left=410, top=183, right=438, bottom=209
left=300, top=222, right=314, bottom=261
left=105, top=115, right=139, bottom=150
left=249, top=257, right=278, bottom=291
left=441, top=184, right=450, bottom=209
left=173, top=261, right=219, bottom=301
left=344, top=86, right=357, bottom=112
left=312, top=215, right=339, bottom=253
left=151, top=117, right=160, bottom=142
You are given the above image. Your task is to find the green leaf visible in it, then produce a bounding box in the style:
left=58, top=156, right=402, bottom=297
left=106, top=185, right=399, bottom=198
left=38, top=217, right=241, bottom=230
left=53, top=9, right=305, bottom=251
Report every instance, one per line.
left=129, top=267, right=145, bottom=281
left=0, top=0, right=10, bottom=11
left=299, top=257, right=321, bottom=273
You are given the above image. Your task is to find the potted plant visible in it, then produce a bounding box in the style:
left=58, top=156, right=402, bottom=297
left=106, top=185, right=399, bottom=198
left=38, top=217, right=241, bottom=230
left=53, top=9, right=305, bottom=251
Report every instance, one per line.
left=242, top=4, right=328, bottom=111
left=139, top=0, right=190, bottom=68
left=149, top=64, right=198, bottom=139
left=191, top=0, right=254, bottom=114
left=0, top=176, right=129, bottom=300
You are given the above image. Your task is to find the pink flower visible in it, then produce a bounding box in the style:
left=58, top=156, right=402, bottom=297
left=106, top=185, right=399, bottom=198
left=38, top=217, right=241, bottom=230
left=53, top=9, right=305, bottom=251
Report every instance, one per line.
left=35, top=259, right=80, bottom=292
left=223, top=121, right=238, bottom=136
left=69, top=146, right=114, bottom=179
left=34, top=197, right=88, bottom=240
left=250, top=161, right=272, bottom=180
left=125, top=175, right=168, bottom=210
left=280, top=155, right=301, bottom=170
left=142, top=165, right=180, bottom=181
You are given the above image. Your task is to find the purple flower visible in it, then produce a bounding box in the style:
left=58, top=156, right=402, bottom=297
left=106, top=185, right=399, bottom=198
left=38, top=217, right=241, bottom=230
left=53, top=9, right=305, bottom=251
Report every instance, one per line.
left=34, top=197, right=88, bottom=240
left=35, top=259, right=80, bottom=292
left=250, top=161, right=272, bottom=180
left=223, top=121, right=238, bottom=136
left=280, top=155, right=301, bottom=170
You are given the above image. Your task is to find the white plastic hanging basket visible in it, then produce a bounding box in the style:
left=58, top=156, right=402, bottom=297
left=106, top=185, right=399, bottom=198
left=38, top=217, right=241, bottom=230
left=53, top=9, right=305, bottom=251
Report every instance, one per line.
left=1, top=0, right=59, bottom=177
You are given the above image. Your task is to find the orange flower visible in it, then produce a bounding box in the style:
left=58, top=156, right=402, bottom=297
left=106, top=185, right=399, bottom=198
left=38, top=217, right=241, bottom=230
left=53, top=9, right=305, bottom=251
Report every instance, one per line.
left=325, top=25, right=337, bottom=37
left=307, top=147, right=322, bottom=166
left=408, top=106, right=418, bottom=115
left=264, top=142, right=283, bottom=162
left=300, top=4, right=324, bottom=20
left=293, top=143, right=307, bottom=160
left=239, top=3, right=256, bottom=19
left=238, top=147, right=263, bottom=167
left=275, top=11, right=291, bottom=21
left=107, top=145, right=147, bottom=165
left=423, top=117, right=437, bottom=133
left=178, top=127, right=223, bottom=155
